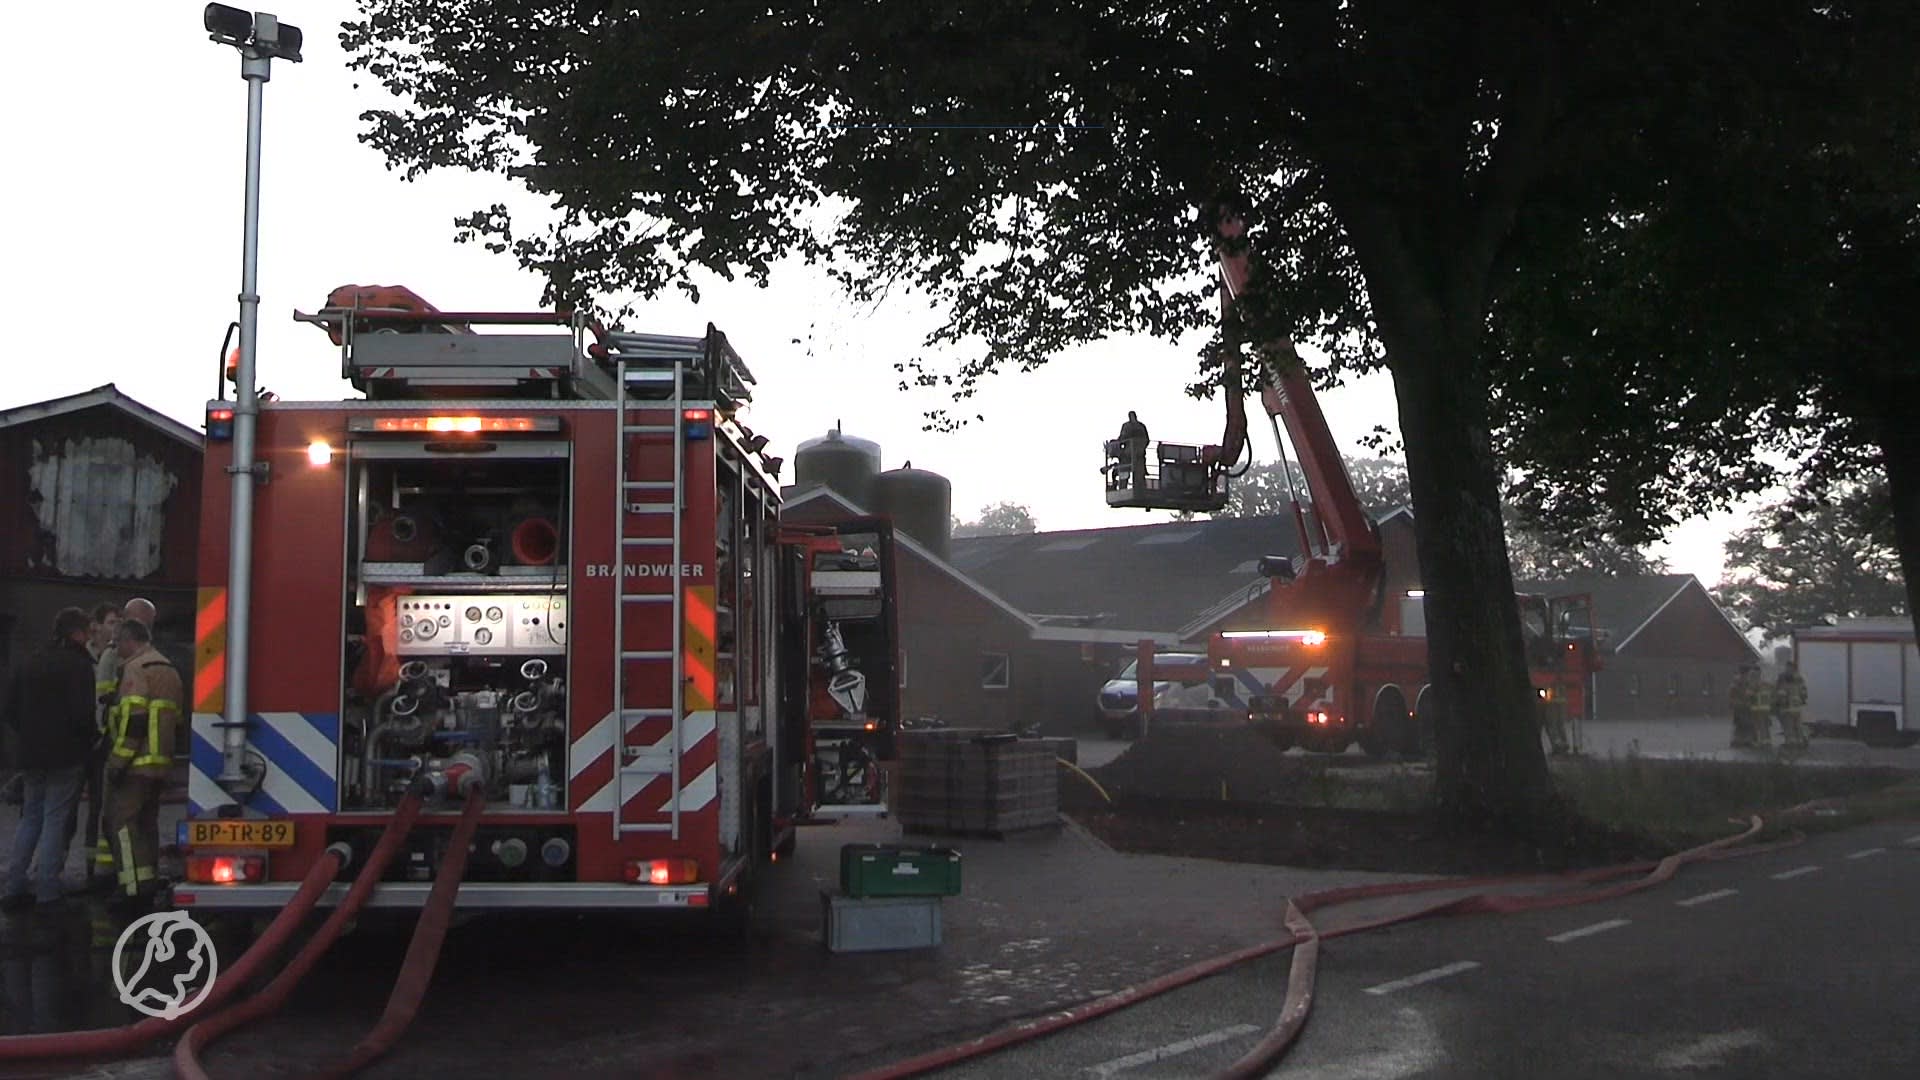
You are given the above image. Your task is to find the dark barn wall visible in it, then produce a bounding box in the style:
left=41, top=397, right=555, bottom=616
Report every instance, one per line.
left=0, top=407, right=202, bottom=587
left=0, top=402, right=203, bottom=764
left=1596, top=584, right=1757, bottom=721
left=1017, top=638, right=1143, bottom=736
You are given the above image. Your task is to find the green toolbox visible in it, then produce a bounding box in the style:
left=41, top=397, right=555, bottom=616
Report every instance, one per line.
left=839, top=843, right=963, bottom=898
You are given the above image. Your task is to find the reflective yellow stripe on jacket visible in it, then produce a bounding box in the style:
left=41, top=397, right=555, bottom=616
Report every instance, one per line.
left=112, top=694, right=180, bottom=770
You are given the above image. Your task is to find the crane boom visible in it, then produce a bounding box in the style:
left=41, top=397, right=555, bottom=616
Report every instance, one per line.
left=1212, top=210, right=1382, bottom=569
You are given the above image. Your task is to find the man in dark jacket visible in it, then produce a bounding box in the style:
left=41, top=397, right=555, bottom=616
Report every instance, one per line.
left=1, top=608, right=97, bottom=910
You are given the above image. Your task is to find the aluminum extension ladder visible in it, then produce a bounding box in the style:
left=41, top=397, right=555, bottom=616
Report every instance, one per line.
left=611, top=348, right=686, bottom=838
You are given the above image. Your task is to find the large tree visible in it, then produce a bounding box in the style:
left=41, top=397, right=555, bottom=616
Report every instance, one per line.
left=1214, top=456, right=1410, bottom=520
left=342, top=2, right=1820, bottom=835
left=1505, top=507, right=1669, bottom=580
left=952, top=502, right=1038, bottom=537
left=1486, top=3, right=1920, bottom=643
left=1715, top=478, right=1906, bottom=641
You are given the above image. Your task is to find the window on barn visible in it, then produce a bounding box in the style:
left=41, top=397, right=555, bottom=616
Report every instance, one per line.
left=980, top=652, right=1010, bottom=690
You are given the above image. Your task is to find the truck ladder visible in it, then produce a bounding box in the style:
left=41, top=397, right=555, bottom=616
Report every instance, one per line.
left=613, top=354, right=685, bottom=839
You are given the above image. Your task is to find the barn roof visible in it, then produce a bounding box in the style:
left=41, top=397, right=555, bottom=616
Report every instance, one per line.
left=949, top=515, right=1311, bottom=633
left=1512, top=572, right=1753, bottom=656
left=0, top=384, right=203, bottom=453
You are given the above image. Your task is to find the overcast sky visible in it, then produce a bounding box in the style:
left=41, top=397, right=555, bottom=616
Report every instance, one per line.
left=3, top=2, right=1757, bottom=584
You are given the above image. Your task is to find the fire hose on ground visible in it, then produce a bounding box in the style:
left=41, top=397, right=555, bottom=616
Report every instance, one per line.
left=299, top=784, right=487, bottom=1080
left=848, top=810, right=1813, bottom=1080
left=176, top=780, right=487, bottom=1080
left=0, top=790, right=424, bottom=1064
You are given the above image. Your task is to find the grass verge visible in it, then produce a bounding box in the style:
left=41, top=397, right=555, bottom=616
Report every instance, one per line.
left=1548, top=752, right=1917, bottom=848
left=1069, top=731, right=1920, bottom=874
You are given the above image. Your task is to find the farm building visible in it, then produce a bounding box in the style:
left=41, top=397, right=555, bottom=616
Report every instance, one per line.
left=0, top=385, right=204, bottom=731
left=783, top=421, right=1755, bottom=732
left=1510, top=573, right=1761, bottom=721
left=781, top=483, right=1154, bottom=733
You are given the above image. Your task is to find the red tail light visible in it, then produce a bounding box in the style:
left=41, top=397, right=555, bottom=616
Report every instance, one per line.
left=625, top=858, right=700, bottom=886
left=186, top=855, right=266, bottom=884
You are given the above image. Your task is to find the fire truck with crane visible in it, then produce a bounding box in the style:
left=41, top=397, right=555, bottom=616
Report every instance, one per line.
left=1104, top=206, right=1604, bottom=756
left=174, top=285, right=899, bottom=922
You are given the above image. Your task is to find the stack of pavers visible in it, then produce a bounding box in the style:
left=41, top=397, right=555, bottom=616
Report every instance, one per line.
left=895, top=729, right=1061, bottom=838
left=822, top=843, right=962, bottom=952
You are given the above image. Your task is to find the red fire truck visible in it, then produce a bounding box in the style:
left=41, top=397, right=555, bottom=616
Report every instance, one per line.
left=173, top=287, right=898, bottom=918
left=1108, top=208, right=1603, bottom=756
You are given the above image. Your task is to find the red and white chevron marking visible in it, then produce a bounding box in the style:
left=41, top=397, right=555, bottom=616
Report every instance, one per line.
left=1245, top=666, right=1332, bottom=708
left=570, top=710, right=719, bottom=816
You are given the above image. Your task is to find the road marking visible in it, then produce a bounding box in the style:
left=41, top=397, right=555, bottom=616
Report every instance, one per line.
left=1547, top=918, right=1631, bottom=943
left=1846, top=847, right=1887, bottom=860
left=1653, top=1030, right=1769, bottom=1069
left=1676, top=888, right=1739, bottom=908
left=1086, top=1024, right=1261, bottom=1077
left=1362, top=960, right=1481, bottom=996
left=1903, top=834, right=1920, bottom=846
left=1771, top=865, right=1820, bottom=880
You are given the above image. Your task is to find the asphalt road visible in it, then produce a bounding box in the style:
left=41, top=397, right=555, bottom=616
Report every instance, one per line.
left=919, top=818, right=1920, bottom=1079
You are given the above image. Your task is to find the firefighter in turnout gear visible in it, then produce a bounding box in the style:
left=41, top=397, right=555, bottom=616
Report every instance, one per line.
left=1538, top=688, right=1571, bottom=756
left=100, top=618, right=181, bottom=909
left=1729, top=665, right=1756, bottom=748
left=1746, top=664, right=1775, bottom=748
left=1774, top=662, right=1810, bottom=751
left=83, top=604, right=124, bottom=888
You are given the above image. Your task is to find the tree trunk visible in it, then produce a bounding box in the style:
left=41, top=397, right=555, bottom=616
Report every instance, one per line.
left=1383, top=310, right=1559, bottom=836
left=1877, top=413, right=1920, bottom=644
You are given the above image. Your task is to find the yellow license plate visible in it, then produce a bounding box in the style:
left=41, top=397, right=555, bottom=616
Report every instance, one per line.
left=187, top=820, right=296, bottom=848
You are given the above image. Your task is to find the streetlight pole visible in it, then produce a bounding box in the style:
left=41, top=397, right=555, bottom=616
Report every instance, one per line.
left=205, top=5, right=301, bottom=795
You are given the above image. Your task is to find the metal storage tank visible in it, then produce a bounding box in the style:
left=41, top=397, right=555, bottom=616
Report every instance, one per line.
left=873, top=463, right=952, bottom=561
left=794, top=423, right=881, bottom=509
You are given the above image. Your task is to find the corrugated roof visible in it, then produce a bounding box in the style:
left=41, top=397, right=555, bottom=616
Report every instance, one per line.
left=949, top=515, right=1310, bottom=632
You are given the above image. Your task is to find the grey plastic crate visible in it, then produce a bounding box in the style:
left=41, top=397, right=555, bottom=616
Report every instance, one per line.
left=822, top=892, right=944, bottom=952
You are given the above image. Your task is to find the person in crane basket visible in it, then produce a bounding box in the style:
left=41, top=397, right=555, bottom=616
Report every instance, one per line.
left=1114, top=411, right=1150, bottom=494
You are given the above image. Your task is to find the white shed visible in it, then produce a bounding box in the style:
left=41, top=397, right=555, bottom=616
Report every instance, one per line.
left=1793, top=618, right=1919, bottom=744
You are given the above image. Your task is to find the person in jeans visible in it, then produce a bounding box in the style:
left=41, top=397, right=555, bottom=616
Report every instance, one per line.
left=64, top=602, right=122, bottom=889
left=1, top=608, right=98, bottom=911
